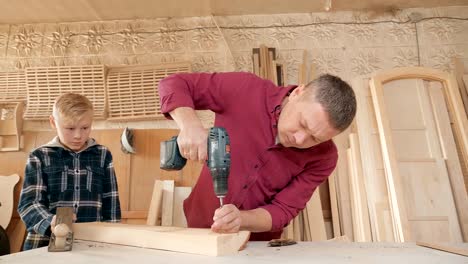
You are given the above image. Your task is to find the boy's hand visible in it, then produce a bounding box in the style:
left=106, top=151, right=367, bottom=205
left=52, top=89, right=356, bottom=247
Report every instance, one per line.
left=50, top=214, right=77, bottom=234
left=211, top=204, right=241, bottom=233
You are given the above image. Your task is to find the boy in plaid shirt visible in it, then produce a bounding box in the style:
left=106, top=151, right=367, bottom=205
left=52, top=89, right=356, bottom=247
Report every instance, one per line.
left=18, top=93, right=121, bottom=250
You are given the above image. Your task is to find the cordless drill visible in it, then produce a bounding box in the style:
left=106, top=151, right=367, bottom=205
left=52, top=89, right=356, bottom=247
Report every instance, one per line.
left=160, top=127, right=231, bottom=206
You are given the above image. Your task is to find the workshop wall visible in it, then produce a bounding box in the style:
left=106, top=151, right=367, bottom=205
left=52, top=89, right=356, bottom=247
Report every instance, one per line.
left=0, top=6, right=466, bottom=131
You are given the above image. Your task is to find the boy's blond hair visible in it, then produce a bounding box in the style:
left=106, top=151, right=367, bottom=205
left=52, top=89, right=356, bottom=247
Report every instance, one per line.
left=52, top=93, right=94, bottom=122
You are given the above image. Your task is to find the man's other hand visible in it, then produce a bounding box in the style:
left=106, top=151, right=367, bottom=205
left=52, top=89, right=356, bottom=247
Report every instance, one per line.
left=211, top=204, right=241, bottom=233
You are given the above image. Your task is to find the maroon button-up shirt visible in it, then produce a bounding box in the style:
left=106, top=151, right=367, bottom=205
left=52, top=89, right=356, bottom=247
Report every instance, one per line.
left=159, top=72, right=337, bottom=240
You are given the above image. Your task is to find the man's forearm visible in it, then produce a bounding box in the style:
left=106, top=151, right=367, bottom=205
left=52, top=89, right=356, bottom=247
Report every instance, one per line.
left=169, top=107, right=203, bottom=130
left=240, top=208, right=272, bottom=232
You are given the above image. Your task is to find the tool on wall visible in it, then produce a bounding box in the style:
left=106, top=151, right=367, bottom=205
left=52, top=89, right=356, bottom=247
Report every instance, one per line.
left=48, top=207, right=74, bottom=252
left=160, top=127, right=231, bottom=207
left=120, top=127, right=136, bottom=154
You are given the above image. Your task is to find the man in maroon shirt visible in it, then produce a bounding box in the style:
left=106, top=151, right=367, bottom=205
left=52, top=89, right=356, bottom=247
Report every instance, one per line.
left=159, top=72, right=356, bottom=240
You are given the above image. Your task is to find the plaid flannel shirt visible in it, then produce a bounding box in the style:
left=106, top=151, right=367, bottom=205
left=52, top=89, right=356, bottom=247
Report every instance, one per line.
left=18, top=137, right=121, bottom=250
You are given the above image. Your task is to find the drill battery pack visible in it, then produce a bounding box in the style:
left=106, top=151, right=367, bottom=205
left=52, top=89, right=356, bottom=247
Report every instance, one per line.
left=160, top=136, right=187, bottom=170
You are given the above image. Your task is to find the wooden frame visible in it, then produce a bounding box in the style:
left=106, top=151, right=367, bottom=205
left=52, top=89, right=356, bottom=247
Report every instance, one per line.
left=369, top=67, right=468, bottom=242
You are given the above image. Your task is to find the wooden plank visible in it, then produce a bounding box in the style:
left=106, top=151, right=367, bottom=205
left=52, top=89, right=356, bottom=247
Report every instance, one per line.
left=452, top=58, right=468, bottom=116
left=348, top=134, right=372, bottom=241
left=306, top=188, right=327, bottom=241
left=292, top=215, right=301, bottom=241
left=352, top=76, right=394, bottom=242
left=147, top=180, right=164, bottom=226
left=161, top=180, right=175, bottom=226
left=73, top=222, right=250, bottom=256
left=427, top=81, right=468, bottom=241
left=121, top=211, right=148, bottom=219
left=173, top=187, right=191, bottom=227
left=328, top=171, right=341, bottom=237
left=370, top=75, right=412, bottom=242
left=417, top=241, right=468, bottom=257
left=332, top=132, right=355, bottom=241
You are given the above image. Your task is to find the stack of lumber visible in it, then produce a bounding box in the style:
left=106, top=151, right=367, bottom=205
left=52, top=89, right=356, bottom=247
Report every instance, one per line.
left=252, top=45, right=285, bottom=86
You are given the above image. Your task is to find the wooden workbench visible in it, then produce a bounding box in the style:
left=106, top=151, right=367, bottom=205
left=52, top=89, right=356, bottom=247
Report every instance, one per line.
left=2, top=241, right=467, bottom=263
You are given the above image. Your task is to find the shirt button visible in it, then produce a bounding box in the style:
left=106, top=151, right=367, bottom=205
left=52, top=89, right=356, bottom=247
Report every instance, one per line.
left=254, top=165, right=258, bottom=168
left=75, top=186, right=79, bottom=190
left=75, top=169, right=79, bottom=174
left=243, top=184, right=248, bottom=189
left=74, top=204, right=78, bottom=208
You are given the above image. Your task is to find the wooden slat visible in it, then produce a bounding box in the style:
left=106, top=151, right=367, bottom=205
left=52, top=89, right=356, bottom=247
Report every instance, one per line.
left=74, top=222, right=250, bottom=256
left=452, top=58, right=468, bottom=116
left=328, top=171, right=342, bottom=237
left=24, top=65, right=106, bottom=120
left=370, top=76, right=410, bottom=242
left=306, top=188, right=327, bottom=241
left=348, top=134, right=372, bottom=242
left=147, top=180, right=164, bottom=226
left=0, top=71, right=26, bottom=101
left=427, top=81, right=468, bottom=241
left=106, top=63, right=191, bottom=121
left=352, top=76, right=392, bottom=242
left=161, top=180, right=175, bottom=226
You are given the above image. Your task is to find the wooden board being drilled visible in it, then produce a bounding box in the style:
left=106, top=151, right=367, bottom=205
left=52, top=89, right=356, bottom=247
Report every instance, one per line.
left=73, top=222, right=250, bottom=256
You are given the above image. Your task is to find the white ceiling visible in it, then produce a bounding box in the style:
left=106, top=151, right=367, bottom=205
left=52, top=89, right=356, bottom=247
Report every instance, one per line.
left=1, top=0, right=468, bottom=24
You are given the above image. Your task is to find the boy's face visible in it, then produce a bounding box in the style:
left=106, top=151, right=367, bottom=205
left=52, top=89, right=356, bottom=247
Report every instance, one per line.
left=49, top=112, right=93, bottom=152
left=277, top=85, right=339, bottom=149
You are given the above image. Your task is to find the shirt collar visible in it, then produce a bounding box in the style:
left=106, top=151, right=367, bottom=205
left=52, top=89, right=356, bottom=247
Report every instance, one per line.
left=268, top=85, right=297, bottom=124
left=267, top=85, right=297, bottom=147
left=44, top=136, right=97, bottom=153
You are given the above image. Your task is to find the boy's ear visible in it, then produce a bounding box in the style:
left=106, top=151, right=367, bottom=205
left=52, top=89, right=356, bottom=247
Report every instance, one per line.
left=49, top=115, right=57, bottom=129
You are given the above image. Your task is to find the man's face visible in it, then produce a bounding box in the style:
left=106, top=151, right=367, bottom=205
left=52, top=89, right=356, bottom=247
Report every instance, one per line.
left=277, top=85, right=339, bottom=149
left=49, top=112, right=93, bottom=152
